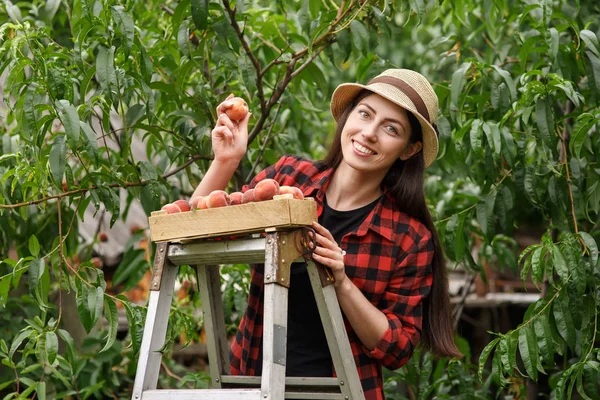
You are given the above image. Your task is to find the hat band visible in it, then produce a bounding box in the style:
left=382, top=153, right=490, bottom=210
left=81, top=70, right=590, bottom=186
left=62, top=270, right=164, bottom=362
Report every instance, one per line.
left=367, top=76, right=430, bottom=122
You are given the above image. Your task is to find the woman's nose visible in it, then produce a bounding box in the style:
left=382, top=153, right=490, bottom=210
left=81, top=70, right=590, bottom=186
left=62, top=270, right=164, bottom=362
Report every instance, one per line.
left=361, top=124, right=378, bottom=141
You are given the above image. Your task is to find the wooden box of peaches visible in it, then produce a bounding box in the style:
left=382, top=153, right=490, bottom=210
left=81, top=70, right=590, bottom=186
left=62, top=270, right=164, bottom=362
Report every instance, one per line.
left=148, top=179, right=317, bottom=243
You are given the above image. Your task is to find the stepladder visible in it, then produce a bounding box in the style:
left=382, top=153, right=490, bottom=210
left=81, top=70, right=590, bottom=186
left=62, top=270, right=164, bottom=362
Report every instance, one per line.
left=133, top=199, right=365, bottom=400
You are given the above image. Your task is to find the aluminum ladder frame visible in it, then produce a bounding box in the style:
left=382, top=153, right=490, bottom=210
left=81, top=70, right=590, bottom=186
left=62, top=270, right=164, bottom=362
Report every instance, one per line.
left=131, top=229, right=365, bottom=400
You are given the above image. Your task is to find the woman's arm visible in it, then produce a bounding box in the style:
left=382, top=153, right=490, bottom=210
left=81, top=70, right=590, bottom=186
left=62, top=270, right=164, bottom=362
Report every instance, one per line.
left=310, top=220, right=434, bottom=368
left=310, top=221, right=388, bottom=350
left=191, top=95, right=251, bottom=197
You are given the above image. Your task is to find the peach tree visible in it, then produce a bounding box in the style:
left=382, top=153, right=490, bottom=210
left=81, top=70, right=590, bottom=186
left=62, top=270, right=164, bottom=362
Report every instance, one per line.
left=0, top=0, right=599, bottom=399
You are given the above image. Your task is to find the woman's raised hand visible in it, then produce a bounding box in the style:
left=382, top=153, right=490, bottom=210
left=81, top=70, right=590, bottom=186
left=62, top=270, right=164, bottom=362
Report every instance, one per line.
left=211, top=94, right=251, bottom=164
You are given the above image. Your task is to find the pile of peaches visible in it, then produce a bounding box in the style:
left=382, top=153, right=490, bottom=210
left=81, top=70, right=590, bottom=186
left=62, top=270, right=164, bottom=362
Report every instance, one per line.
left=161, top=179, right=304, bottom=214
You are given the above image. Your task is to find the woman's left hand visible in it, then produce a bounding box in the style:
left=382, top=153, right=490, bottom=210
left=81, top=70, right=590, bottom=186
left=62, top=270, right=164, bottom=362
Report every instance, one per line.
left=310, top=221, right=348, bottom=288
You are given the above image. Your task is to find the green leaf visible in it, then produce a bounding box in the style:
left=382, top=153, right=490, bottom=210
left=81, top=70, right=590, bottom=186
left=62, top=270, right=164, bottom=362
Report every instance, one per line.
left=45, top=332, right=58, bottom=365
left=350, top=20, right=369, bottom=57
left=552, top=245, right=569, bottom=283
left=577, top=232, right=598, bottom=266
left=36, top=381, right=46, bottom=400
left=100, top=297, right=118, bottom=353
left=518, top=324, right=539, bottom=381
left=9, top=329, right=32, bottom=358
left=584, top=50, right=600, bottom=96
left=90, top=286, right=104, bottom=329
left=191, top=0, right=209, bottom=31
left=56, top=100, right=80, bottom=144
left=470, top=119, right=483, bottom=153
left=570, top=113, right=597, bottom=159
left=28, top=235, right=40, bottom=258
left=111, top=6, right=134, bottom=52
left=76, top=283, right=93, bottom=333
left=96, top=46, right=117, bottom=95
left=43, top=0, right=61, bottom=23
left=0, top=276, right=11, bottom=308
left=126, top=104, right=146, bottom=127
left=580, top=29, right=600, bottom=57
left=583, top=362, right=600, bottom=399
left=57, top=329, right=76, bottom=365
left=80, top=122, right=99, bottom=163
left=28, top=258, right=45, bottom=293
left=478, top=337, right=500, bottom=382
left=533, top=305, right=555, bottom=366
left=530, top=246, right=545, bottom=286
left=553, top=293, right=577, bottom=352
left=491, top=65, right=516, bottom=102
left=534, top=97, right=555, bottom=149
left=49, top=134, right=67, bottom=187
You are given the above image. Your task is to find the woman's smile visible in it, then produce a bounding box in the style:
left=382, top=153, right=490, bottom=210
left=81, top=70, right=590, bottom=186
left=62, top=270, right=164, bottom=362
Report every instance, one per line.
left=352, top=140, right=377, bottom=156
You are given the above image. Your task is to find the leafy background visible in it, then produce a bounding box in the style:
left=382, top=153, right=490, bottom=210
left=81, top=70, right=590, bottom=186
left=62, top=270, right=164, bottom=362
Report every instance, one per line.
left=0, top=0, right=599, bottom=398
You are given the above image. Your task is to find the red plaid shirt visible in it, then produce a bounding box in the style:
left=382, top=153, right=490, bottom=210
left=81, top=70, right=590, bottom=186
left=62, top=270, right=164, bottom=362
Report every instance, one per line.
left=230, top=156, right=434, bottom=400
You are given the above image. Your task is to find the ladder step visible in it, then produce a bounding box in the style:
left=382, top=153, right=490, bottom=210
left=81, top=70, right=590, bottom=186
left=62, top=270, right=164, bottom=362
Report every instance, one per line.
left=141, top=389, right=344, bottom=400
left=142, top=389, right=262, bottom=400
left=220, top=375, right=341, bottom=387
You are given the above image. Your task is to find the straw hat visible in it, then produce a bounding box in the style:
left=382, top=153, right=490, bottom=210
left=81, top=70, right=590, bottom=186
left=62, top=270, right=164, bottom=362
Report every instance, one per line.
left=330, top=69, right=439, bottom=168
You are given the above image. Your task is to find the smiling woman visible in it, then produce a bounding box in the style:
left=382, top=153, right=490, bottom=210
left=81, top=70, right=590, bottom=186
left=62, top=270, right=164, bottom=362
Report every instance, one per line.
left=188, top=68, right=461, bottom=400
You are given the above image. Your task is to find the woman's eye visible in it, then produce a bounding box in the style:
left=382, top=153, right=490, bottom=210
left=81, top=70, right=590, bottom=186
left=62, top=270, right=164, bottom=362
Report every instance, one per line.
left=386, top=125, right=398, bottom=134
left=359, top=110, right=369, bottom=118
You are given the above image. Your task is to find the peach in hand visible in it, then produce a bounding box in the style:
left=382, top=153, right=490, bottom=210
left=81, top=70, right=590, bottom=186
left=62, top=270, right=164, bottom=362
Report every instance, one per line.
left=254, top=179, right=280, bottom=201
left=279, top=186, right=304, bottom=200
left=206, top=190, right=231, bottom=208
left=224, top=97, right=249, bottom=121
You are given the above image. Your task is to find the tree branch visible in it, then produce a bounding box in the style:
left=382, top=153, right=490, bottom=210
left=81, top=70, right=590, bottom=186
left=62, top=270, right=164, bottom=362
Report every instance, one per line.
left=222, top=0, right=266, bottom=110
left=0, top=154, right=212, bottom=209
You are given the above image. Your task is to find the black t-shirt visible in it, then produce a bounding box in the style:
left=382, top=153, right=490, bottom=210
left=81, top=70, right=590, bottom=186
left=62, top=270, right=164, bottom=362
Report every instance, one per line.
left=284, top=195, right=381, bottom=377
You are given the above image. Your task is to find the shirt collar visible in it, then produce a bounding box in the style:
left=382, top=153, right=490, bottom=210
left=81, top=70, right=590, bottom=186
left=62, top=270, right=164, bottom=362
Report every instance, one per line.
left=309, top=166, right=396, bottom=243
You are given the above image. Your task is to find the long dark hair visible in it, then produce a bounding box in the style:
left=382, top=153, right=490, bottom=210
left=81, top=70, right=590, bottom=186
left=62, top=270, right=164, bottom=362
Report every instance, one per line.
left=323, top=90, right=461, bottom=358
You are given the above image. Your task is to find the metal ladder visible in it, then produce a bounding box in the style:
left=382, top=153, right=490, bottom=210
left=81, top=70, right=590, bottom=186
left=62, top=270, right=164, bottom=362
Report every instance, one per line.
left=131, top=229, right=365, bottom=400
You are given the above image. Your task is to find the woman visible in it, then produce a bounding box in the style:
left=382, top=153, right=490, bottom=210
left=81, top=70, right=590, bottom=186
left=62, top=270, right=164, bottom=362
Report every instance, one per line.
left=191, top=69, right=461, bottom=399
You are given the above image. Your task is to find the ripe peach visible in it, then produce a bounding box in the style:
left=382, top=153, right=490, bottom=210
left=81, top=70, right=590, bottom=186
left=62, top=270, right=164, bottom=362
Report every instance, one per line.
left=241, top=188, right=256, bottom=204
left=224, top=97, right=249, bottom=121
left=174, top=199, right=191, bottom=212
left=98, top=232, right=108, bottom=242
left=279, top=186, right=304, bottom=200
left=206, top=190, right=231, bottom=208
left=130, top=224, right=143, bottom=234
left=161, top=203, right=182, bottom=214
left=91, top=257, right=103, bottom=269
left=189, top=196, right=207, bottom=210
left=230, top=191, right=243, bottom=205
left=254, top=179, right=280, bottom=202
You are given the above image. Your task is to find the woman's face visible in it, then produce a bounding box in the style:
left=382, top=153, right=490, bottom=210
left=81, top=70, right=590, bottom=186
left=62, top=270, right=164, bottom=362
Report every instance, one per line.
left=339, top=93, right=423, bottom=175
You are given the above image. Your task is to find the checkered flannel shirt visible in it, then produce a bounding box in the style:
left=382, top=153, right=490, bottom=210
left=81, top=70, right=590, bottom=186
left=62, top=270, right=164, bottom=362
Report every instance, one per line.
left=229, top=155, right=434, bottom=400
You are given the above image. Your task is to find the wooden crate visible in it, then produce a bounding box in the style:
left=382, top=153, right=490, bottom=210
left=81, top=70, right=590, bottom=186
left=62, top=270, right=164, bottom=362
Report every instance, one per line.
left=149, top=197, right=317, bottom=242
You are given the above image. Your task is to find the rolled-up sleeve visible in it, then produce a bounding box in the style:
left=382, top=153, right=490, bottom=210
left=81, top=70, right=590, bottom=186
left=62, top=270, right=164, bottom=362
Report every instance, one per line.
left=368, top=231, right=434, bottom=370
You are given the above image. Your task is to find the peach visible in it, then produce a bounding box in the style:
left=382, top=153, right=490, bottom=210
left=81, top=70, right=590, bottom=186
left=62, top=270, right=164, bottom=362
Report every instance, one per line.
left=206, top=190, right=231, bottom=208
left=161, top=203, right=182, bottom=214
left=189, top=196, right=207, bottom=210
left=241, top=188, right=256, bottom=204
left=98, top=232, right=108, bottom=242
left=174, top=199, right=191, bottom=212
left=230, top=191, right=243, bottom=205
left=224, top=97, right=249, bottom=121
left=279, top=186, right=304, bottom=200
left=254, top=179, right=280, bottom=202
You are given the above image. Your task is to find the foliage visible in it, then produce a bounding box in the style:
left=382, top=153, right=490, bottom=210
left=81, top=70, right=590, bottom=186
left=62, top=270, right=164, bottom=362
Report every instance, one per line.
left=0, top=0, right=599, bottom=399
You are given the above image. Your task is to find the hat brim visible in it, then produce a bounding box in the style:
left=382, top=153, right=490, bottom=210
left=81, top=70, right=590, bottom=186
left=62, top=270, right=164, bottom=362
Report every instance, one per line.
left=330, top=83, right=439, bottom=169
